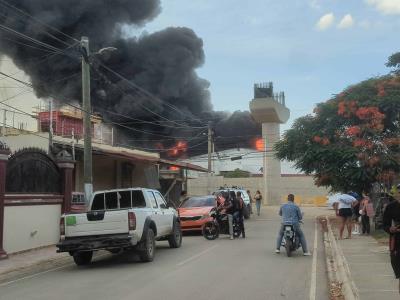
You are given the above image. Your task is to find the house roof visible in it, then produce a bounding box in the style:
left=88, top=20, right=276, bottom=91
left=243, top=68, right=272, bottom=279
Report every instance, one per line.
left=159, top=159, right=208, bottom=172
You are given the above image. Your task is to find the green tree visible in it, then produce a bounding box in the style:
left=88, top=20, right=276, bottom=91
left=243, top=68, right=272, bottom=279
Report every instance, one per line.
left=387, top=52, right=400, bottom=74
left=275, top=75, right=400, bottom=193
left=222, top=168, right=250, bottom=178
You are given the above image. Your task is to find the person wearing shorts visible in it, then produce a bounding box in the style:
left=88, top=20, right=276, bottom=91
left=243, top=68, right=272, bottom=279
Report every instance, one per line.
left=334, top=193, right=357, bottom=239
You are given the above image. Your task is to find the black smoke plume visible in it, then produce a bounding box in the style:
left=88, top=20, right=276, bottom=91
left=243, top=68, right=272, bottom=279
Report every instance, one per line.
left=0, top=0, right=260, bottom=156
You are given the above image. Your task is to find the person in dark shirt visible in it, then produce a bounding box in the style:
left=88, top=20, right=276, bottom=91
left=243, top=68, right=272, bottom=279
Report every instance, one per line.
left=235, top=191, right=245, bottom=238
left=383, top=188, right=400, bottom=295
left=217, top=191, right=234, bottom=240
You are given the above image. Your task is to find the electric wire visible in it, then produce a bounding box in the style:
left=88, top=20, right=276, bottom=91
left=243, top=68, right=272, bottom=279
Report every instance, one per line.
left=0, top=0, right=79, bottom=45
left=0, top=70, right=209, bottom=139
left=91, top=59, right=207, bottom=127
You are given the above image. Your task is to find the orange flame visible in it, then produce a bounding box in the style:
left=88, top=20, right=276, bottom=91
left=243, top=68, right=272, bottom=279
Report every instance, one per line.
left=169, top=166, right=180, bottom=171
left=255, top=138, right=264, bottom=151
left=168, top=141, right=188, bottom=157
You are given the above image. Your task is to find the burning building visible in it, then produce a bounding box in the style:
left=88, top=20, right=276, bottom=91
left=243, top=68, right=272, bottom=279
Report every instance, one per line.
left=0, top=0, right=261, bottom=157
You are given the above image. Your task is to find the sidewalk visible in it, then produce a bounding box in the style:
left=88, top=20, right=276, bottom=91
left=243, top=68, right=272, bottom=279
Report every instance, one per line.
left=0, top=246, right=69, bottom=283
left=335, top=230, right=399, bottom=299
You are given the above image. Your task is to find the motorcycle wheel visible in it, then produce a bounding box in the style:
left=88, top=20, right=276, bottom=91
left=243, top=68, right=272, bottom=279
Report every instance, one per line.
left=202, top=221, right=219, bottom=240
left=233, top=224, right=241, bottom=238
left=285, top=238, right=292, bottom=257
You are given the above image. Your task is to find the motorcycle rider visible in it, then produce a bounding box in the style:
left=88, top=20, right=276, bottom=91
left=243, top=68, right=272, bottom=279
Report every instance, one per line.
left=234, top=191, right=246, bottom=238
left=275, top=194, right=311, bottom=256
left=217, top=191, right=234, bottom=240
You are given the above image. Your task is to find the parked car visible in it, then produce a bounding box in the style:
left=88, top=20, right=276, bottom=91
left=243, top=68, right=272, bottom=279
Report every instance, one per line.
left=57, top=188, right=182, bottom=265
left=215, top=188, right=251, bottom=219
left=178, top=196, right=216, bottom=231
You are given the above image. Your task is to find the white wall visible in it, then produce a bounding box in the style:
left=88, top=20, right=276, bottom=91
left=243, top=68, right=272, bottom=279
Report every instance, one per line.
left=4, top=205, right=61, bottom=254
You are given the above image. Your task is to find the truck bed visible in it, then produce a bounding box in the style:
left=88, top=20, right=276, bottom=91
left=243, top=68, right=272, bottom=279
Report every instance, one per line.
left=65, top=210, right=129, bottom=237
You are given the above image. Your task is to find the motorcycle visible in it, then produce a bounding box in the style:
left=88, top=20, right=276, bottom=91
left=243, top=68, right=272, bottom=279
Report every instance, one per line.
left=282, top=223, right=301, bottom=257
left=202, top=209, right=241, bottom=240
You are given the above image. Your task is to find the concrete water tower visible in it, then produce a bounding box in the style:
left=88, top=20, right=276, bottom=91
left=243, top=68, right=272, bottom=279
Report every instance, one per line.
left=249, top=82, right=290, bottom=205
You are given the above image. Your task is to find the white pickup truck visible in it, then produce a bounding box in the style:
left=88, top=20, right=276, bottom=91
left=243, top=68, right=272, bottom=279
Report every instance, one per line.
left=57, top=188, right=182, bottom=265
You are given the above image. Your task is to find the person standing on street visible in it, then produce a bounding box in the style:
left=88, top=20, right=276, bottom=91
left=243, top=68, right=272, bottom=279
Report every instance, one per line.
left=275, top=194, right=311, bottom=256
left=383, top=187, right=400, bottom=294
left=254, top=190, right=262, bottom=216
left=333, top=193, right=357, bottom=239
left=247, top=189, right=253, bottom=214
left=217, top=191, right=234, bottom=240
left=235, top=191, right=246, bottom=238
left=360, top=193, right=374, bottom=235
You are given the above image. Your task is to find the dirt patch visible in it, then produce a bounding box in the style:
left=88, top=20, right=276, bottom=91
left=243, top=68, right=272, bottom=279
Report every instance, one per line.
left=329, top=281, right=345, bottom=300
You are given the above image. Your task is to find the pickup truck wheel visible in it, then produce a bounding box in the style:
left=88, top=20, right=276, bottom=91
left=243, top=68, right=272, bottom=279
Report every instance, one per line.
left=139, top=229, right=155, bottom=262
left=168, top=222, right=182, bottom=248
left=73, top=251, right=93, bottom=266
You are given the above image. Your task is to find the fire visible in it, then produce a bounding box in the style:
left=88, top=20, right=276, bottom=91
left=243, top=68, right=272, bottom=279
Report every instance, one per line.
left=169, top=166, right=180, bottom=171
left=168, top=141, right=188, bottom=157
left=255, top=138, right=264, bottom=151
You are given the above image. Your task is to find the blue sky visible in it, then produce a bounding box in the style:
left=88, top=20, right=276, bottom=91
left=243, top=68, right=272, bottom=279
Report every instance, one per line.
left=129, top=0, right=400, bottom=130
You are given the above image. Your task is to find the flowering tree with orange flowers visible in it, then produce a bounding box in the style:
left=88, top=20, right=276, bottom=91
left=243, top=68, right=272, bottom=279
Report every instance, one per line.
left=275, top=74, right=400, bottom=193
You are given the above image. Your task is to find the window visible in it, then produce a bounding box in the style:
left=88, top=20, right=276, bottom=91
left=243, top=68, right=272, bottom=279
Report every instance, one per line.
left=105, top=192, right=118, bottom=210
left=154, top=192, right=167, bottom=209
left=72, top=193, right=85, bottom=204
left=119, top=191, right=131, bottom=209
left=147, top=191, right=158, bottom=209
left=132, top=191, right=146, bottom=208
left=91, top=193, right=105, bottom=210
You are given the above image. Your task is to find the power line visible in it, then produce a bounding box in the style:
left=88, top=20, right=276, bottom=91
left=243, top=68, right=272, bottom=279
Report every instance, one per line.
left=0, top=70, right=208, bottom=139
left=0, top=0, right=79, bottom=45
left=0, top=36, right=59, bottom=54
left=91, top=59, right=206, bottom=127
left=0, top=23, right=66, bottom=54
left=97, top=107, right=207, bottom=130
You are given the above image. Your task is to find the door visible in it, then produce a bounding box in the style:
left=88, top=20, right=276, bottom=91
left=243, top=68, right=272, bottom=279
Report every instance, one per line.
left=154, top=192, right=174, bottom=235
left=146, top=191, right=163, bottom=237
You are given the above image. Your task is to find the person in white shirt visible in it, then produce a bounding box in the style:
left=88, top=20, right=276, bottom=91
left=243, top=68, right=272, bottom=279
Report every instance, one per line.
left=333, top=193, right=357, bottom=239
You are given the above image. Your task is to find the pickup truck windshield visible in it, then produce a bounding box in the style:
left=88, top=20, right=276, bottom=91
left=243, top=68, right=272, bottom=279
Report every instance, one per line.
left=91, top=190, right=146, bottom=210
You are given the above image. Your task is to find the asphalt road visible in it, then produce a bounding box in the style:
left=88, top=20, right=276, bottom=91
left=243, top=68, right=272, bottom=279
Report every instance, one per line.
left=0, top=207, right=329, bottom=300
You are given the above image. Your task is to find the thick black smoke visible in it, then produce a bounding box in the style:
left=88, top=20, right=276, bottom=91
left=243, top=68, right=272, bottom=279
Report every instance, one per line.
left=0, top=0, right=260, bottom=156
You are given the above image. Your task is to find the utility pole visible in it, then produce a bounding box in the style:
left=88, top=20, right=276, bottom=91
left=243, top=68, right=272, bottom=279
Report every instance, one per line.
left=208, top=121, right=213, bottom=173
left=207, top=121, right=213, bottom=194
left=81, top=36, right=92, bottom=204
left=48, top=99, right=53, bottom=153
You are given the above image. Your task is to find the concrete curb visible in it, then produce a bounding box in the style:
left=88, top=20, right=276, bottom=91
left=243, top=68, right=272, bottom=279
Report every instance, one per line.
left=0, top=253, right=71, bottom=284
left=322, top=216, right=359, bottom=300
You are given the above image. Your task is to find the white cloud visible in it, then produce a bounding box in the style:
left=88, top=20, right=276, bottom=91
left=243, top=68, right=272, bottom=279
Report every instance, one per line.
left=315, top=13, right=335, bottom=30
left=337, top=14, right=354, bottom=29
left=366, top=0, right=400, bottom=15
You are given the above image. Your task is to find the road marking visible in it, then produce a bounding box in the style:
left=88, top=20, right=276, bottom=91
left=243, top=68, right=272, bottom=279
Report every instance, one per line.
left=309, top=218, right=318, bottom=300
left=359, top=289, right=398, bottom=293
left=177, top=245, right=218, bottom=267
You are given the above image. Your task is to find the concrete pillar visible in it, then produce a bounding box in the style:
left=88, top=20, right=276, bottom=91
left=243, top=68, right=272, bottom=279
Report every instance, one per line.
left=249, top=82, right=290, bottom=206
left=57, top=161, right=75, bottom=213
left=56, top=150, right=75, bottom=213
left=0, top=143, right=10, bottom=259
left=262, top=123, right=281, bottom=205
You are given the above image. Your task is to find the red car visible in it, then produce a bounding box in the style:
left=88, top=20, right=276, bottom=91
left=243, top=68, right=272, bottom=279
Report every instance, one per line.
left=178, top=196, right=217, bottom=231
